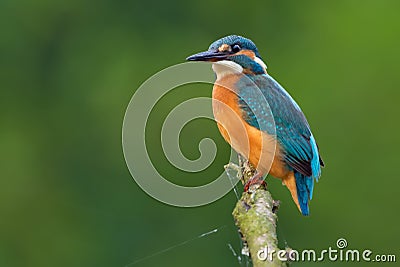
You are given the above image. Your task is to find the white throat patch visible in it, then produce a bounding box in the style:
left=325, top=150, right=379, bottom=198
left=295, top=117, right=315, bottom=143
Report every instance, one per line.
left=212, top=60, right=243, bottom=79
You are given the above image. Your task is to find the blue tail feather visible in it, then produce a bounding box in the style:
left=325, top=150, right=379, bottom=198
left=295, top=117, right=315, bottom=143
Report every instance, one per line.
left=295, top=172, right=313, bottom=216
left=294, top=145, right=322, bottom=215
left=310, top=135, right=321, bottom=180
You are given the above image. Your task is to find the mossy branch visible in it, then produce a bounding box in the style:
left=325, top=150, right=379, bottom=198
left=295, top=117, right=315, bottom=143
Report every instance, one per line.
left=230, top=155, right=287, bottom=267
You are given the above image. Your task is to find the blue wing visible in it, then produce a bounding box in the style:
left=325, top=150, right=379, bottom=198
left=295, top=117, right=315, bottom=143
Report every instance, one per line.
left=236, top=74, right=323, bottom=214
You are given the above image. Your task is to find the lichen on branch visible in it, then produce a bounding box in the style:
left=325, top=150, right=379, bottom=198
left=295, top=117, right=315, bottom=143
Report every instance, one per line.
left=230, top=156, right=287, bottom=267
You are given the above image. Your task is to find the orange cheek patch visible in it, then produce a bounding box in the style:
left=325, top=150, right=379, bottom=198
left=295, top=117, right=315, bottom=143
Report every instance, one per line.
left=236, top=50, right=255, bottom=59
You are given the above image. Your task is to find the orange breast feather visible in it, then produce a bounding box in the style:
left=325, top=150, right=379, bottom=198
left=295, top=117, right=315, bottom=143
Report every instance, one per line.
left=212, top=75, right=281, bottom=175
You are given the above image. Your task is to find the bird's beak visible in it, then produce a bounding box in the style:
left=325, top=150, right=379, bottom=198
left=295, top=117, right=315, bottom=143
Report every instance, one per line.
left=186, top=50, right=229, bottom=62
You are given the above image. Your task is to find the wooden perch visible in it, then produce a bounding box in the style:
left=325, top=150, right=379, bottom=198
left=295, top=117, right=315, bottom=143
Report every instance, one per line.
left=230, top=156, right=287, bottom=267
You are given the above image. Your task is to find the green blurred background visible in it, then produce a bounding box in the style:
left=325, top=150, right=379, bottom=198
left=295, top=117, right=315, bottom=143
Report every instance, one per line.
left=1, top=0, right=400, bottom=266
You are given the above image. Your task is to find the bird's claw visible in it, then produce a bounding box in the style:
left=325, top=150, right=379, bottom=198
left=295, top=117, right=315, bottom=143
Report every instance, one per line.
left=244, top=173, right=266, bottom=192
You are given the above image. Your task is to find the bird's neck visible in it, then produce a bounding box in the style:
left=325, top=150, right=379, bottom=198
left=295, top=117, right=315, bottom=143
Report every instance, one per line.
left=212, top=57, right=267, bottom=80
left=212, top=60, right=243, bottom=80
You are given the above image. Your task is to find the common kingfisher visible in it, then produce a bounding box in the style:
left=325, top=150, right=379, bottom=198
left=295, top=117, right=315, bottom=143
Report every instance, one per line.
left=187, top=35, right=324, bottom=215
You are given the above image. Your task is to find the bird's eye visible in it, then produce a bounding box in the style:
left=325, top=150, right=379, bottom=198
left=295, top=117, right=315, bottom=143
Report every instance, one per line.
left=231, top=44, right=241, bottom=53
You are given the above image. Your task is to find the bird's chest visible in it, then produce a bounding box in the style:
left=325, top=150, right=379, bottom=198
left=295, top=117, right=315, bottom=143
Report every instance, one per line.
left=212, top=77, right=277, bottom=173
left=212, top=77, right=245, bottom=147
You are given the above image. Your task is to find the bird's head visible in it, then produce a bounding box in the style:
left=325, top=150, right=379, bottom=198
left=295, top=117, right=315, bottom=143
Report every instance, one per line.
left=186, top=35, right=267, bottom=79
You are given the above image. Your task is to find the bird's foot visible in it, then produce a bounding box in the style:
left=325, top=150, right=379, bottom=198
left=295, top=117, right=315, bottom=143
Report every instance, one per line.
left=244, top=172, right=266, bottom=192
